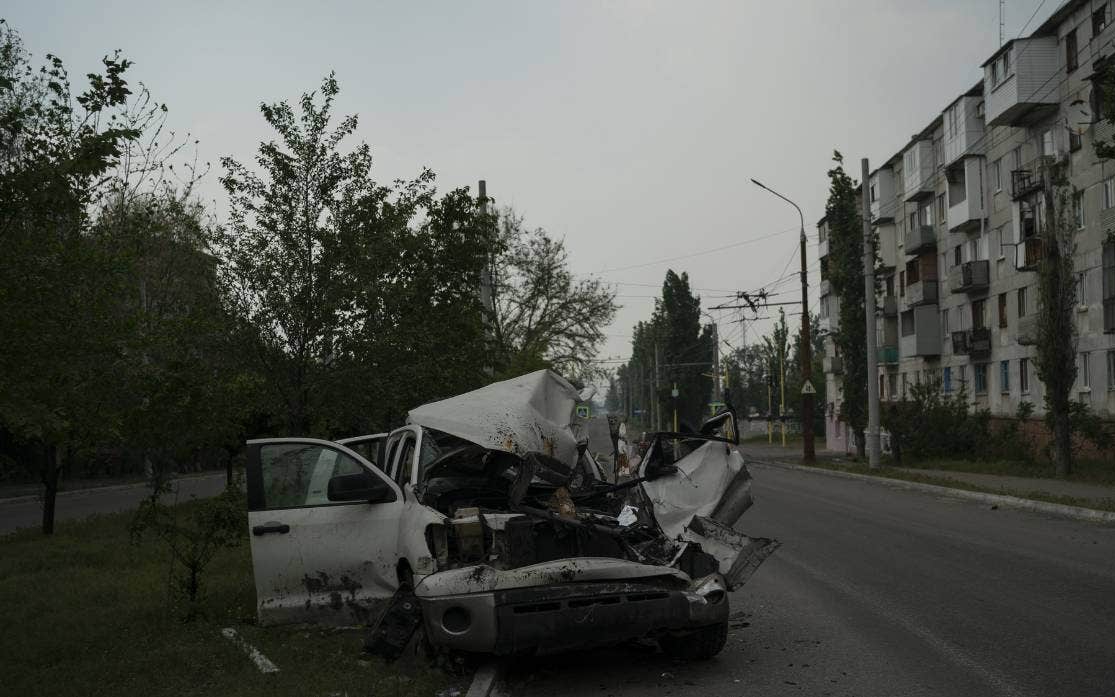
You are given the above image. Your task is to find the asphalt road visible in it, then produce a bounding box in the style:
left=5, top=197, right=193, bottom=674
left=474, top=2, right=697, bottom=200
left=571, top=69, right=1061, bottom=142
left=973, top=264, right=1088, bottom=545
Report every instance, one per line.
left=0, top=473, right=229, bottom=535
left=506, top=460, right=1115, bottom=697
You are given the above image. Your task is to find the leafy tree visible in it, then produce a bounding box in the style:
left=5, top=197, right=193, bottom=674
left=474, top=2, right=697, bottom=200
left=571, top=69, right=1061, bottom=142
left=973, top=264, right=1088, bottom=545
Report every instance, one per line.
left=489, top=209, right=617, bottom=379
left=0, top=23, right=146, bottom=533
left=623, top=270, right=714, bottom=431
left=823, top=152, right=874, bottom=457
left=220, top=74, right=497, bottom=436
left=1033, top=166, right=1079, bottom=476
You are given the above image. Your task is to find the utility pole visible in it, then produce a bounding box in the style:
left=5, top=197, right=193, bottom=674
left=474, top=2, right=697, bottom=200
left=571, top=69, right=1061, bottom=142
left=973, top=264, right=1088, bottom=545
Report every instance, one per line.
left=752, top=178, right=815, bottom=462
left=653, top=342, right=661, bottom=432
left=478, top=180, right=495, bottom=377
left=861, top=159, right=881, bottom=469
left=711, top=322, right=721, bottom=409
left=779, top=345, right=786, bottom=447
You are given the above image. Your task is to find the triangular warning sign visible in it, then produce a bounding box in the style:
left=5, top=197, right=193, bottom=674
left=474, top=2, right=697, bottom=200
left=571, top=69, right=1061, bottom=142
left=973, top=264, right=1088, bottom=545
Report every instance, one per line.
left=800, top=380, right=816, bottom=395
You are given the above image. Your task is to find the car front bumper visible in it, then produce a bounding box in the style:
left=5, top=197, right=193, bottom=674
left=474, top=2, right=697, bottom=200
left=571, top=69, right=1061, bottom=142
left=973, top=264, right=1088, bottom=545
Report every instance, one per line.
left=418, top=579, right=728, bottom=655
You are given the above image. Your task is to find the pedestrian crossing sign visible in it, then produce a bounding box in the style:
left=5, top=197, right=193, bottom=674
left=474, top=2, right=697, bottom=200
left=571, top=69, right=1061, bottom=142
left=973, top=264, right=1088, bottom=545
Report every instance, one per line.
left=801, top=380, right=816, bottom=395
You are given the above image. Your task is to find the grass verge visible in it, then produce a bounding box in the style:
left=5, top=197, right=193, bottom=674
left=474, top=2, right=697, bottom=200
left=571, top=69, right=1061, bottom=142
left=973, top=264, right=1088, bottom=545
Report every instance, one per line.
left=774, top=459, right=1115, bottom=513
left=0, top=501, right=453, bottom=697
left=893, top=457, right=1115, bottom=488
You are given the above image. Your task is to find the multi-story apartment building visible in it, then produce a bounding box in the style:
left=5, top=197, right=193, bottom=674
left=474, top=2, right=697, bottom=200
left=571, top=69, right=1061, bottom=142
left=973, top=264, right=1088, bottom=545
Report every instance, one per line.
left=820, top=0, right=1115, bottom=453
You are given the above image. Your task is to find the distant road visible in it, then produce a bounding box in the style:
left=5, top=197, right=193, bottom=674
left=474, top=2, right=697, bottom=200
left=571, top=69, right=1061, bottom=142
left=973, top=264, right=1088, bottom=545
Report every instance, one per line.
left=510, top=457, right=1115, bottom=696
left=0, top=473, right=228, bottom=535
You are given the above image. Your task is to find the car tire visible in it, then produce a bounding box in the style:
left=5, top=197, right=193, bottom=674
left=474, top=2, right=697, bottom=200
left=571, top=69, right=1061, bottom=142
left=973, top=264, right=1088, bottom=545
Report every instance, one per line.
left=659, top=621, right=728, bottom=661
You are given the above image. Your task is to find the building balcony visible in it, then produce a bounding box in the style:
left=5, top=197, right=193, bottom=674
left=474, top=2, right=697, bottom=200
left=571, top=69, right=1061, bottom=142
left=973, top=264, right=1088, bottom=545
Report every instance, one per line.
left=943, top=94, right=985, bottom=166
left=1010, top=169, right=1044, bottom=201
left=823, top=355, right=843, bottom=375
left=877, top=223, right=898, bottom=271
left=1016, top=313, right=1039, bottom=345
left=904, top=225, right=937, bottom=254
left=952, top=327, right=992, bottom=358
left=906, top=279, right=939, bottom=306
left=869, top=168, right=896, bottom=222
left=880, top=295, right=898, bottom=316
left=818, top=237, right=829, bottom=260
left=983, top=37, right=1059, bottom=127
left=903, top=140, right=934, bottom=202
left=819, top=278, right=831, bottom=296
left=946, top=157, right=985, bottom=233
left=899, top=304, right=942, bottom=357
left=877, top=345, right=899, bottom=365
left=1017, top=236, right=1044, bottom=271
left=948, top=260, right=990, bottom=294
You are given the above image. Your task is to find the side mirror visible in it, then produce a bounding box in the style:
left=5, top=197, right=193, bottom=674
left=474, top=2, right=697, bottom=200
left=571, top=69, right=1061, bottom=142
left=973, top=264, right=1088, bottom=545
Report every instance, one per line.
left=328, top=471, right=397, bottom=504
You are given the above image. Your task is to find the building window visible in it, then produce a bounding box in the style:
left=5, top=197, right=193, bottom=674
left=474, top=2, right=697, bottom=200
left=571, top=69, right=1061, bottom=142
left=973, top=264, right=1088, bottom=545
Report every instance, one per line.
left=1103, top=241, right=1115, bottom=331
left=975, top=363, right=988, bottom=394
left=993, top=159, right=1002, bottom=191
left=899, top=270, right=906, bottom=297
left=922, top=203, right=934, bottom=227
left=1077, top=271, right=1088, bottom=306
left=1020, top=357, right=1030, bottom=393
left=902, top=372, right=908, bottom=397
left=1000, top=360, right=1010, bottom=393
left=958, top=365, right=967, bottom=391
left=972, top=298, right=987, bottom=330
left=1012, top=145, right=1023, bottom=171
left=1095, top=5, right=1108, bottom=36
left=998, top=293, right=1008, bottom=328
left=1067, top=29, right=1079, bottom=73
left=942, top=308, right=950, bottom=336
left=937, top=193, right=946, bottom=221
left=943, top=367, right=952, bottom=393
left=1003, top=48, right=1011, bottom=76
left=1081, top=352, right=1091, bottom=389
left=1018, top=286, right=1028, bottom=318
left=901, top=310, right=915, bottom=336
left=991, top=60, right=1000, bottom=86
left=1041, top=129, right=1055, bottom=156
left=909, top=211, right=918, bottom=233
left=870, top=183, right=877, bottom=202
left=1107, top=350, right=1115, bottom=389
left=889, top=373, right=898, bottom=399
left=1105, top=178, right=1115, bottom=209
left=954, top=245, right=963, bottom=266
left=1075, top=192, right=1085, bottom=229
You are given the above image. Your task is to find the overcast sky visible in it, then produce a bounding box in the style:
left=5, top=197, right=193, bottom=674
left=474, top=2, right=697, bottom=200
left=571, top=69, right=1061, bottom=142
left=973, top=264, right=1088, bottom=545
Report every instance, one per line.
left=7, top=0, right=1057, bottom=380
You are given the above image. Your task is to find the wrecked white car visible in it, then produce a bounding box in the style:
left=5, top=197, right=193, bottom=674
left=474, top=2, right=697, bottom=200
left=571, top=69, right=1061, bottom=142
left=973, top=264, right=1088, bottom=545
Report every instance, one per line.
left=244, top=370, right=777, bottom=659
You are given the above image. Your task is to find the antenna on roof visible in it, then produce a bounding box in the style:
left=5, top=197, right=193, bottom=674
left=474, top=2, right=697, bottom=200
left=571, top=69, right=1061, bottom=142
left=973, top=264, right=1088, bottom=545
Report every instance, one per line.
left=999, top=0, right=1005, bottom=47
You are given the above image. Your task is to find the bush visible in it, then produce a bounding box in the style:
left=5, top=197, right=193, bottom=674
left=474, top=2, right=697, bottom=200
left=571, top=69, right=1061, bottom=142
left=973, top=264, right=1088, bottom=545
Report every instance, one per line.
left=130, top=481, right=247, bottom=620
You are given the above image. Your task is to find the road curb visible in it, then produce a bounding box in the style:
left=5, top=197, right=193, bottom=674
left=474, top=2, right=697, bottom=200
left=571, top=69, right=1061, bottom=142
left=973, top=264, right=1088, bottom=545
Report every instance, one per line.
left=748, top=459, right=1115, bottom=524
left=0, top=472, right=228, bottom=505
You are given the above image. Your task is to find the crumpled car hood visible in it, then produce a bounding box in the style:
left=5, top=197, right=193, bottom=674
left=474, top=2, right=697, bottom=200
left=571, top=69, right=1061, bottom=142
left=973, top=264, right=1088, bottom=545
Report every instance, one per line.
left=408, top=369, right=582, bottom=465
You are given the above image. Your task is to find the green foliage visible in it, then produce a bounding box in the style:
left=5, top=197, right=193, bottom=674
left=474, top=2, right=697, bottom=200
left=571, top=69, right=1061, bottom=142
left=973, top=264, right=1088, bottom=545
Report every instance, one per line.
left=882, top=381, right=984, bottom=463
left=130, top=483, right=247, bottom=619
left=1033, top=169, right=1080, bottom=476
left=622, top=271, right=714, bottom=430
left=489, top=209, right=617, bottom=379
left=219, top=74, right=498, bottom=436
left=824, top=151, right=876, bottom=453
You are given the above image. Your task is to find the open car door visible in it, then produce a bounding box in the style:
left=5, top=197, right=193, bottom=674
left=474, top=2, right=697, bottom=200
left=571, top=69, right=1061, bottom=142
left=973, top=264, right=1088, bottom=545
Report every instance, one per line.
left=245, top=438, right=404, bottom=626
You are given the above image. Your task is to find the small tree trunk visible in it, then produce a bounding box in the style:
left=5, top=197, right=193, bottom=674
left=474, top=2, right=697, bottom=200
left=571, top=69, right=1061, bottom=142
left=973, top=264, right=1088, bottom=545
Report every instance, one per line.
left=41, top=443, right=61, bottom=536
left=855, top=428, right=866, bottom=459
left=1052, top=410, right=1073, bottom=477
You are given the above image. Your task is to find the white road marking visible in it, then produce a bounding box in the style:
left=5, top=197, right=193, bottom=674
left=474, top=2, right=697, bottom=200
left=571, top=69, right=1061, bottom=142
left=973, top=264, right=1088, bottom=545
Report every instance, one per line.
left=221, top=627, right=279, bottom=674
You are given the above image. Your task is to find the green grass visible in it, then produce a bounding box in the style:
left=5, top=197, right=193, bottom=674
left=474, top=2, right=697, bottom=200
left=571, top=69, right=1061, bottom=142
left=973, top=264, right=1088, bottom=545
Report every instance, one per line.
left=797, top=459, right=1115, bottom=513
left=0, top=502, right=454, bottom=697
left=893, top=456, right=1115, bottom=487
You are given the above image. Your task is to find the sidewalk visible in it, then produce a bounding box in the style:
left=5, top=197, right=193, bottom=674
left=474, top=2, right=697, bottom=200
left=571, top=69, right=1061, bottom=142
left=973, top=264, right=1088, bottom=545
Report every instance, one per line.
left=739, top=442, right=1115, bottom=507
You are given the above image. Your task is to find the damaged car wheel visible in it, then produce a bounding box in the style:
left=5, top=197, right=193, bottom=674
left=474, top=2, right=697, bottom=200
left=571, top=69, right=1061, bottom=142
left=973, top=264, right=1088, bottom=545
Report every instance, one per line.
left=658, top=621, right=728, bottom=661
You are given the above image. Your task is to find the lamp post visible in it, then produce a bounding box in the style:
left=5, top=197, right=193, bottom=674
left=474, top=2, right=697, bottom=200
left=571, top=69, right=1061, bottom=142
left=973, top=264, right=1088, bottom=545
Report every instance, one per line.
left=751, top=178, right=815, bottom=462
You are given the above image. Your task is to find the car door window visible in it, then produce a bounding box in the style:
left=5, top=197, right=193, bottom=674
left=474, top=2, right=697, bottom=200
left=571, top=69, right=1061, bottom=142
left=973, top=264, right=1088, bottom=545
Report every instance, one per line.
left=259, top=443, right=367, bottom=510
left=345, top=439, right=385, bottom=471
left=394, top=435, right=416, bottom=486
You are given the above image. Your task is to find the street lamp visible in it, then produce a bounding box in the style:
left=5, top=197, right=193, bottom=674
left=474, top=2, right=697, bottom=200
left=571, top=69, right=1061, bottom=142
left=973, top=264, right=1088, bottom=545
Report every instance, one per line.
left=751, top=178, right=815, bottom=462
